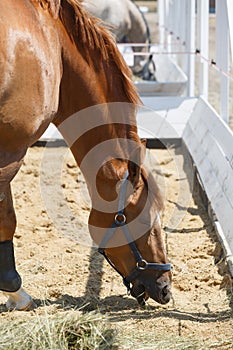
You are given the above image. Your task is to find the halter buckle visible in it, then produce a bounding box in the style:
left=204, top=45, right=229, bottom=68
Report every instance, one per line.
left=115, top=213, right=126, bottom=226
left=136, top=259, right=148, bottom=270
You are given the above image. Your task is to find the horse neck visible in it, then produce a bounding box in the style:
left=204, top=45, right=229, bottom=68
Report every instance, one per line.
left=55, top=41, right=134, bottom=119
left=60, top=103, right=139, bottom=190
left=53, top=3, right=142, bottom=198
left=54, top=42, right=140, bottom=164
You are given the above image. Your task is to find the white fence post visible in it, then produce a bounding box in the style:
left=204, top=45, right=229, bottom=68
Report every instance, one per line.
left=180, top=0, right=188, bottom=75
left=185, top=0, right=195, bottom=96
left=158, top=0, right=165, bottom=48
left=196, top=0, right=209, bottom=99
left=226, top=0, right=233, bottom=63
left=216, top=0, right=229, bottom=123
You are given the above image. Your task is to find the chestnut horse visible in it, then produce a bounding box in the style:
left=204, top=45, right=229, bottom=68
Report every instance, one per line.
left=0, top=0, right=172, bottom=310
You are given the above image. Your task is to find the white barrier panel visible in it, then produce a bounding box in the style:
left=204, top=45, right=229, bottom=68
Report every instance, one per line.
left=183, top=98, right=233, bottom=255
left=134, top=55, right=187, bottom=96
left=117, top=44, right=188, bottom=96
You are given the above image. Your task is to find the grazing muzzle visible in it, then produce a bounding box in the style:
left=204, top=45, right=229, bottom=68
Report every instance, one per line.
left=98, top=171, right=172, bottom=305
left=130, top=271, right=172, bottom=306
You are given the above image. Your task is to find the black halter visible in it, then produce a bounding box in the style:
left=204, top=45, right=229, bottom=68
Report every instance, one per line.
left=98, top=171, right=172, bottom=292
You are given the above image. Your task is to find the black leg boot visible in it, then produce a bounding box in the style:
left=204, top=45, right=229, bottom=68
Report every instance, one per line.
left=0, top=240, right=22, bottom=292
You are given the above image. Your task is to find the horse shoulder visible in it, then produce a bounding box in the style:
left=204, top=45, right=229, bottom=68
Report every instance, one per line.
left=0, top=1, right=61, bottom=145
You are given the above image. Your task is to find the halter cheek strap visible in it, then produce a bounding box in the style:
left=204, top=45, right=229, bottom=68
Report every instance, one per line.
left=98, top=171, right=172, bottom=293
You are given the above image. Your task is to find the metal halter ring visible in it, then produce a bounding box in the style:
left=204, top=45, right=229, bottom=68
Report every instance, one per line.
left=136, top=259, right=148, bottom=270
left=115, top=213, right=126, bottom=226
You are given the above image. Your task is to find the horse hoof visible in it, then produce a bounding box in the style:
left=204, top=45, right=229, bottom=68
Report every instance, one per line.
left=4, top=287, right=37, bottom=311
left=6, top=298, right=37, bottom=311
left=19, top=299, right=37, bottom=311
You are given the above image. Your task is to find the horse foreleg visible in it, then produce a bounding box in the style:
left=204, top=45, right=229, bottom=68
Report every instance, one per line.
left=0, top=183, right=36, bottom=310
left=0, top=241, right=36, bottom=311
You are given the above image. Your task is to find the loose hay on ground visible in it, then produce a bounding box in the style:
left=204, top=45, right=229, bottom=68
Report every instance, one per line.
left=0, top=310, right=116, bottom=350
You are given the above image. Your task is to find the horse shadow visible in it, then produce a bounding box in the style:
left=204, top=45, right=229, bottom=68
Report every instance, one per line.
left=32, top=296, right=233, bottom=323
left=1, top=292, right=232, bottom=325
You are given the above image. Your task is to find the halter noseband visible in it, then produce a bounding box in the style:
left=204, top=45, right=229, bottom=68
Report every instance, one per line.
left=98, top=171, right=172, bottom=293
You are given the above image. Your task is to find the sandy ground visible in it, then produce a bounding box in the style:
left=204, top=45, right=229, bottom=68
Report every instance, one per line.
left=0, top=146, right=232, bottom=349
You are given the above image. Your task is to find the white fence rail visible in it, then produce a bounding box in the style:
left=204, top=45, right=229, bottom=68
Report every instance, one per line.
left=158, top=0, right=232, bottom=123
left=183, top=98, right=233, bottom=264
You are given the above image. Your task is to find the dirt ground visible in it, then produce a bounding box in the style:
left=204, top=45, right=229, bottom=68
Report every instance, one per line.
left=0, top=146, right=232, bottom=349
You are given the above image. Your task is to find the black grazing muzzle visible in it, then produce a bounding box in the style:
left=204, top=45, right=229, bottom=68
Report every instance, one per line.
left=98, top=171, right=172, bottom=305
left=130, top=270, right=172, bottom=306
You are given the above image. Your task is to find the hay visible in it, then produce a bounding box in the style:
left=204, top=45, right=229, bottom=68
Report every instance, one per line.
left=0, top=310, right=117, bottom=350
left=117, top=332, right=233, bottom=350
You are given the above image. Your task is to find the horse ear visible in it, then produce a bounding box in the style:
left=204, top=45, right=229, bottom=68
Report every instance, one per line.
left=128, top=140, right=146, bottom=186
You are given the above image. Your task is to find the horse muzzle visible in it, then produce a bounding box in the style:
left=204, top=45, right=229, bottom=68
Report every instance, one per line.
left=130, top=273, right=172, bottom=306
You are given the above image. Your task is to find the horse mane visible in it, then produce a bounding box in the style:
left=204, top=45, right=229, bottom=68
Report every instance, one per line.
left=35, top=0, right=141, bottom=106
left=36, top=0, right=61, bottom=18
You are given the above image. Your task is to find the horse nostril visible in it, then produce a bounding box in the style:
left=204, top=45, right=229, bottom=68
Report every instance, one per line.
left=160, top=284, right=171, bottom=304
left=131, top=284, right=146, bottom=306
left=161, top=285, right=169, bottom=298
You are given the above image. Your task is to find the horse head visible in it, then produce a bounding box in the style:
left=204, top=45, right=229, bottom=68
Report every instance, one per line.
left=88, top=141, right=172, bottom=306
